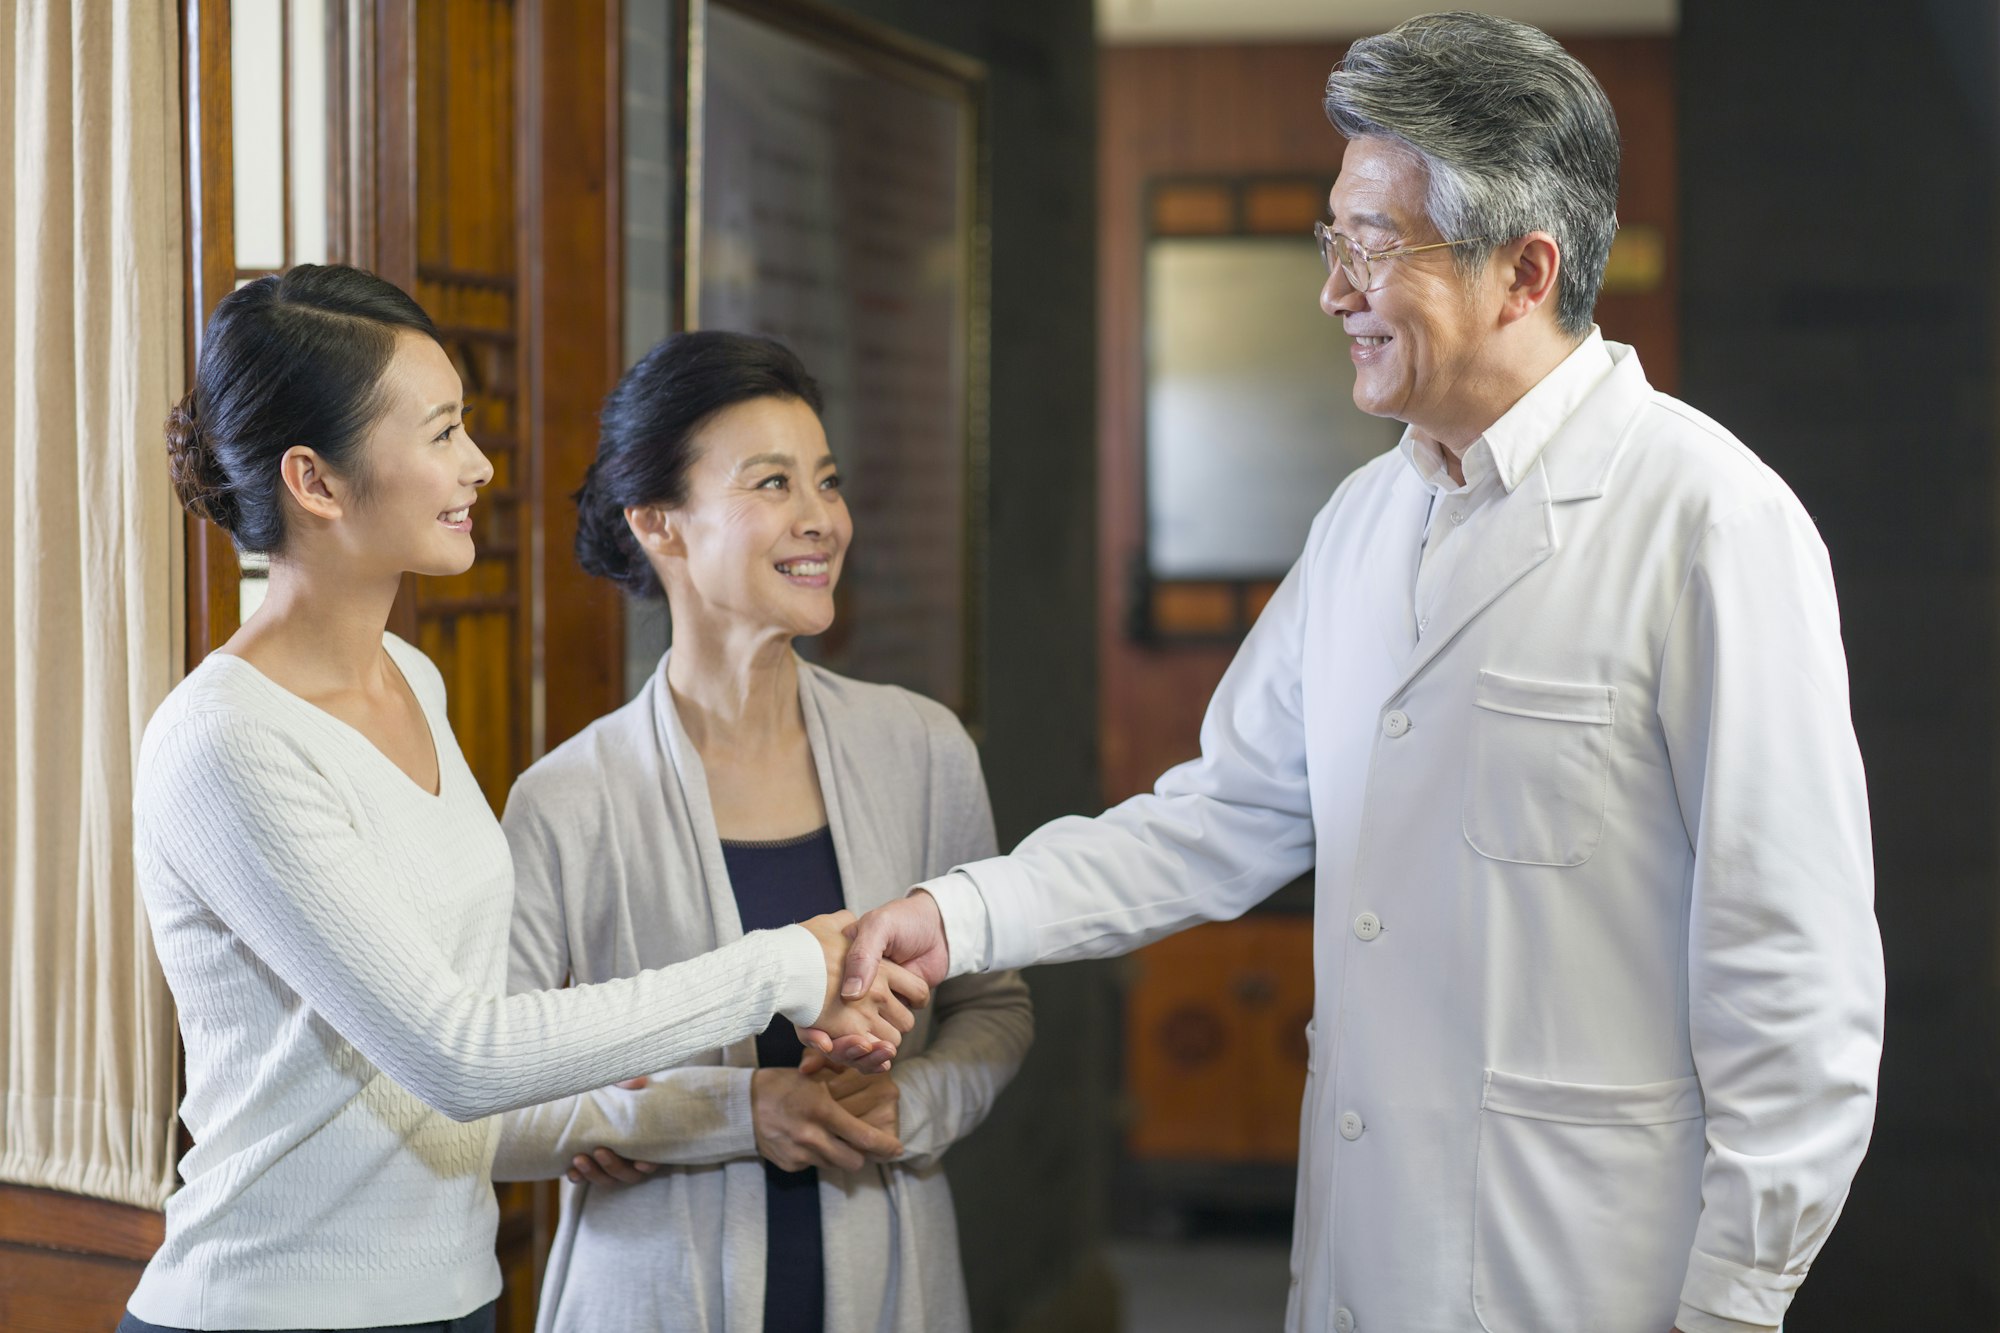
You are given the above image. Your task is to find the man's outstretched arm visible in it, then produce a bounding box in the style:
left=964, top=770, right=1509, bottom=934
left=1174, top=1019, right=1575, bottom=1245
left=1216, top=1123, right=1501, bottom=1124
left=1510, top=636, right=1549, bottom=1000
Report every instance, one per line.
left=838, top=516, right=1332, bottom=1002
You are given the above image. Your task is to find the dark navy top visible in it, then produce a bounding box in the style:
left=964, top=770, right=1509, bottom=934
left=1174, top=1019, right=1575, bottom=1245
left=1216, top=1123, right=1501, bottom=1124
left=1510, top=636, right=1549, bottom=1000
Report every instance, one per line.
left=720, top=826, right=845, bottom=1333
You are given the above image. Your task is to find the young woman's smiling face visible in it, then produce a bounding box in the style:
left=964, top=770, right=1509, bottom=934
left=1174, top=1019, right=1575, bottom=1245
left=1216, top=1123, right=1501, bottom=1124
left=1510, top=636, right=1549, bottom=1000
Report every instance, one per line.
left=319, top=331, right=493, bottom=578
left=657, top=395, right=850, bottom=639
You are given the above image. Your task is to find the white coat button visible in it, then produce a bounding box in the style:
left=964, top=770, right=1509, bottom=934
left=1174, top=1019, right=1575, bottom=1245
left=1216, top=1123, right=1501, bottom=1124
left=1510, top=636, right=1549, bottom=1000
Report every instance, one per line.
left=1449, top=508, right=1466, bottom=524
left=1339, top=1110, right=1364, bottom=1140
left=1353, top=911, right=1382, bottom=941
left=1382, top=709, right=1410, bottom=737
left=1335, top=1307, right=1356, bottom=1333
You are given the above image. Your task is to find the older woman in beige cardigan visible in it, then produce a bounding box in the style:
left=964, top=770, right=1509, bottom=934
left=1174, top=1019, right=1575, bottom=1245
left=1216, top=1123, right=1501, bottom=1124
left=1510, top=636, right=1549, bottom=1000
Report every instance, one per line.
left=491, top=331, right=1031, bottom=1333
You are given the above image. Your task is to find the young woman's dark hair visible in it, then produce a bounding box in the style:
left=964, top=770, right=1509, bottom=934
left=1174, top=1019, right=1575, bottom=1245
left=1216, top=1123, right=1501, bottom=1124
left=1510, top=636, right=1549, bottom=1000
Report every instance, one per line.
left=163, top=264, right=441, bottom=553
left=574, top=330, right=825, bottom=598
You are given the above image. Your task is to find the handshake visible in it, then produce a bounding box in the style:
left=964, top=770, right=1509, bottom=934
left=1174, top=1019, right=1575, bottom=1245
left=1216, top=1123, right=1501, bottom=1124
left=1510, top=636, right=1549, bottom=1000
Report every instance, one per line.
left=565, top=893, right=957, bottom=1188
left=791, top=891, right=952, bottom=1074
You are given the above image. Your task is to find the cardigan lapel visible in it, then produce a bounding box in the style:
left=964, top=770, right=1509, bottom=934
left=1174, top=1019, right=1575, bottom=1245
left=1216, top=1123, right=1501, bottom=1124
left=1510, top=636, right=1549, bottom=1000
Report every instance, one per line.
left=650, top=656, right=747, bottom=950
left=797, top=663, right=866, bottom=915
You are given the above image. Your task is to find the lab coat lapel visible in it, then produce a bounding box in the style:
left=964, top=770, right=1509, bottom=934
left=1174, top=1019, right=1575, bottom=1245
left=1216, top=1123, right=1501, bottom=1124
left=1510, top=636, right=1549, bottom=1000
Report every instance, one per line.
left=1378, top=343, right=1650, bottom=701
left=1385, top=460, right=1556, bottom=700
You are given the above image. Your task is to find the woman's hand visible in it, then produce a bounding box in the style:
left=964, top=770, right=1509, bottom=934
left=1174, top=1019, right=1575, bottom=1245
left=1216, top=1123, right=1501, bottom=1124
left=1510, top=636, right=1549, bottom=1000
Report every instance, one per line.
left=751, top=1065, right=903, bottom=1172
left=818, top=1062, right=900, bottom=1145
left=564, top=1077, right=658, bottom=1186
left=798, top=912, right=931, bottom=1071
left=566, top=1145, right=657, bottom=1186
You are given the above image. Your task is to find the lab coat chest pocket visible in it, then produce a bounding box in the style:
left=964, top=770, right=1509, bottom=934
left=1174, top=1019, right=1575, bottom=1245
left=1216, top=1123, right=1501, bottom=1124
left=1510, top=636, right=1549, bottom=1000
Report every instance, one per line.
left=1462, top=670, right=1616, bottom=867
left=1471, top=1069, right=1704, bottom=1333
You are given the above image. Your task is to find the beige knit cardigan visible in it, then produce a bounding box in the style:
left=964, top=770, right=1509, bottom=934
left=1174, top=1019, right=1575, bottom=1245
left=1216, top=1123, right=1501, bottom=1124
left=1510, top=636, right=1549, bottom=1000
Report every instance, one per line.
left=493, top=654, right=1033, bottom=1333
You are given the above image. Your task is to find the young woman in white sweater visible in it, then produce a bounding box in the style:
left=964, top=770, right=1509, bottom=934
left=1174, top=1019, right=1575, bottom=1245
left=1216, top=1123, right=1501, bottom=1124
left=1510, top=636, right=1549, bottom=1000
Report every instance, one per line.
left=121, top=266, right=928, bottom=1333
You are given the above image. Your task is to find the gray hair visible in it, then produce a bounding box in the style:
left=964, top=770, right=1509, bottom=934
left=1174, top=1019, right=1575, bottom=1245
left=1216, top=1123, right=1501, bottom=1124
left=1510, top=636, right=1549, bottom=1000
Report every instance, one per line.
left=1324, top=12, right=1619, bottom=336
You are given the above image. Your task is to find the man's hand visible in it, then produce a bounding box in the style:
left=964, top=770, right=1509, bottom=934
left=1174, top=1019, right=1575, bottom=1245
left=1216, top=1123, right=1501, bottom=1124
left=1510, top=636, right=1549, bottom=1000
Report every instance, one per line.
left=843, top=891, right=951, bottom=1000
left=752, top=1064, right=903, bottom=1172
left=797, top=912, right=932, bottom=1072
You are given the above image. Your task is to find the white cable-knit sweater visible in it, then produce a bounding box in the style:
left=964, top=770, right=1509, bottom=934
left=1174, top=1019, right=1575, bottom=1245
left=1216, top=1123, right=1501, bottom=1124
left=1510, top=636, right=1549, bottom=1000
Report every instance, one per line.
left=126, top=635, right=827, bottom=1330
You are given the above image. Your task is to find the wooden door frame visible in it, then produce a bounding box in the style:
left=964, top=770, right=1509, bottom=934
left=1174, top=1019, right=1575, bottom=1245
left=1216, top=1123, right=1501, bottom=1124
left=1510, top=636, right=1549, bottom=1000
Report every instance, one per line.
left=182, top=0, right=239, bottom=668
left=519, top=0, right=625, bottom=758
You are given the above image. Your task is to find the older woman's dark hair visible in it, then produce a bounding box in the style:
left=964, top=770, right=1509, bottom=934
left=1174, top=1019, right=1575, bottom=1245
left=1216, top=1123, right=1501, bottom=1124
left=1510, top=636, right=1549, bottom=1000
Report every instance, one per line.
left=163, top=264, right=441, bottom=553
left=574, top=331, right=824, bottom=598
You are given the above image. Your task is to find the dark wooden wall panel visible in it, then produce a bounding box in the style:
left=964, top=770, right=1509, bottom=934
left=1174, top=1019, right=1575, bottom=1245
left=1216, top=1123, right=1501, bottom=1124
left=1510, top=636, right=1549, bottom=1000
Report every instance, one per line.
left=1680, top=1, right=2000, bottom=1323
left=1096, top=38, right=1676, bottom=804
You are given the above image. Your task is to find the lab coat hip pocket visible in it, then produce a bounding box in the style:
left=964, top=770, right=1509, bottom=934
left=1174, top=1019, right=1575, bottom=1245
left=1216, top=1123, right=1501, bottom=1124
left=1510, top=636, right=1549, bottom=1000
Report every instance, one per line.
left=1470, top=1068, right=1705, bottom=1333
left=1462, top=670, right=1616, bottom=867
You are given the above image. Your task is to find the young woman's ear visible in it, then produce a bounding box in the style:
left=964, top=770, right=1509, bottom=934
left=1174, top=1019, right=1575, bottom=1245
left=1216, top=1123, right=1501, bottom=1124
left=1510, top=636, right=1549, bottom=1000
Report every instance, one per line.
left=281, top=446, right=345, bottom=522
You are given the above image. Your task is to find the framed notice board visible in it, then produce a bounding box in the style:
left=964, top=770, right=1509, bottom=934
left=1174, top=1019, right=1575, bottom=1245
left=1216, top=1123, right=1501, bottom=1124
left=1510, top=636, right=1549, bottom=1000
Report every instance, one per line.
left=686, top=0, right=989, bottom=720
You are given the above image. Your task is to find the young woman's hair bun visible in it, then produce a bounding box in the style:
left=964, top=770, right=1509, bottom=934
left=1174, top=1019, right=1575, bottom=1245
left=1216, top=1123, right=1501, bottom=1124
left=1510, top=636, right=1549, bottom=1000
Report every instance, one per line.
left=164, top=389, right=239, bottom=532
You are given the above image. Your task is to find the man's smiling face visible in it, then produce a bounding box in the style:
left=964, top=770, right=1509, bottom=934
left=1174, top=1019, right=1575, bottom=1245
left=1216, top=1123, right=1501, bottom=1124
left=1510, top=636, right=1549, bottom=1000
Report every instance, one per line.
left=1320, top=135, right=1497, bottom=441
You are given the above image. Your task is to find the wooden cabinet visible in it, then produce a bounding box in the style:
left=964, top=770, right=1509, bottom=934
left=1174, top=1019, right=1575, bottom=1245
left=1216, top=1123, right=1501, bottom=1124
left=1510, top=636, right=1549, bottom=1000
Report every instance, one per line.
left=1124, top=914, right=1313, bottom=1164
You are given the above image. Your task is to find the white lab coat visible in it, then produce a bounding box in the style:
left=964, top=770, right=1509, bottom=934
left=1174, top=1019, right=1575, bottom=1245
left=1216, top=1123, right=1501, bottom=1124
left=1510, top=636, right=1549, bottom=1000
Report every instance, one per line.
left=925, top=342, right=1883, bottom=1333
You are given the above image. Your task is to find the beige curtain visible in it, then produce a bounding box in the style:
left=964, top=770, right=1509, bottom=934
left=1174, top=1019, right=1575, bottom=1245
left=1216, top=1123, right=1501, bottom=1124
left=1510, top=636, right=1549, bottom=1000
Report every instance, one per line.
left=0, top=1, right=186, bottom=1209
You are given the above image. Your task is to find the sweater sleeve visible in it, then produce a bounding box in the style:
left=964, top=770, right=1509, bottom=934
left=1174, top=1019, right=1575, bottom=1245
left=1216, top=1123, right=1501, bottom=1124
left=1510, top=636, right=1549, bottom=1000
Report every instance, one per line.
left=138, top=711, right=829, bottom=1123
left=490, top=1068, right=758, bottom=1178
left=888, top=707, right=1034, bottom=1167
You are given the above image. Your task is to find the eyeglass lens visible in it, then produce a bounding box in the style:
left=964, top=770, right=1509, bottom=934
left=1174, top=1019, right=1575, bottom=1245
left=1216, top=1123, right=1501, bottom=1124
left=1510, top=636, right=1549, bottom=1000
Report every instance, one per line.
left=1316, top=225, right=1369, bottom=290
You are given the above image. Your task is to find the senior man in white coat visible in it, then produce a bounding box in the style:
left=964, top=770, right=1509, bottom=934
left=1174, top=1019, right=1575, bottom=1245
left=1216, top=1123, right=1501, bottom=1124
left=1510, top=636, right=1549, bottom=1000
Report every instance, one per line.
left=830, top=13, right=1884, bottom=1333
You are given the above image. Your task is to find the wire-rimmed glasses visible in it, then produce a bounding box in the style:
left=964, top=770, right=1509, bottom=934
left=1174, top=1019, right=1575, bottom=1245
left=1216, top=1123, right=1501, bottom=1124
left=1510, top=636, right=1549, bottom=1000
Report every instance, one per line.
left=1313, top=220, right=1488, bottom=292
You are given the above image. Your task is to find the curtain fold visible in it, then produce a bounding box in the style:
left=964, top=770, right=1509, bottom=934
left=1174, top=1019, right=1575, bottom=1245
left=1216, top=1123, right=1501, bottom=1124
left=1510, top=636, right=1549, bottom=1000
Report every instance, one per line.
left=1, top=0, right=186, bottom=1210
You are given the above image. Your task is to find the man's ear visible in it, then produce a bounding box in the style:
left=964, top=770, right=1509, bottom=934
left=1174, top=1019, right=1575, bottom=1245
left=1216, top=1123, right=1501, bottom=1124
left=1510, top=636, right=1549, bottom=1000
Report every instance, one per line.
left=1497, top=231, right=1562, bottom=327
left=280, top=446, right=345, bottom=522
left=626, top=504, right=684, bottom=558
